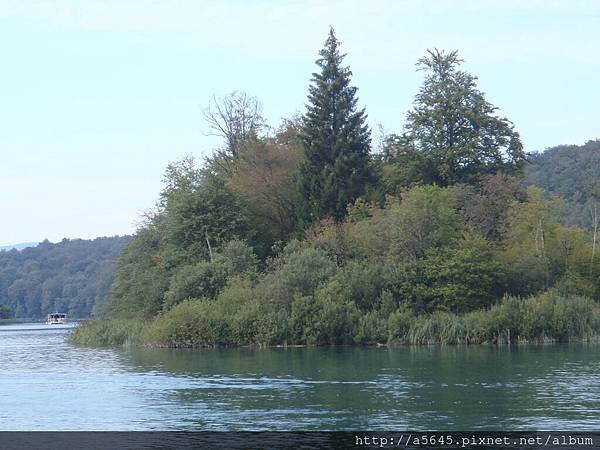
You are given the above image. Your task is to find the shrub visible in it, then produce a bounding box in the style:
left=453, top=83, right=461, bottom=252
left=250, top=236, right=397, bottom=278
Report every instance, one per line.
left=290, top=295, right=320, bottom=344
left=304, top=289, right=360, bottom=345
left=328, top=261, right=385, bottom=311
left=387, top=307, right=415, bottom=343
left=421, top=231, right=503, bottom=313
left=259, top=245, right=337, bottom=307
left=143, top=300, right=232, bottom=347
left=163, top=262, right=229, bottom=309
left=354, top=311, right=388, bottom=344
left=386, top=185, right=461, bottom=261
left=163, top=240, right=258, bottom=310
left=217, top=240, right=259, bottom=274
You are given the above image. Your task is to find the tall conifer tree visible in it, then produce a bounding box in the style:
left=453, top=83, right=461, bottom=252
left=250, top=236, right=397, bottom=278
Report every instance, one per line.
left=299, top=28, right=373, bottom=223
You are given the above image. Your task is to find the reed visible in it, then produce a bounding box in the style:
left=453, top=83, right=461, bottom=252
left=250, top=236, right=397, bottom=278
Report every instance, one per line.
left=69, top=318, right=144, bottom=347
left=388, top=291, right=600, bottom=345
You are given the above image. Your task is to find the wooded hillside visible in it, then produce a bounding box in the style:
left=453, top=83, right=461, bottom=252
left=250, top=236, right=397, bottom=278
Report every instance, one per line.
left=525, top=140, right=600, bottom=227
left=0, top=236, right=130, bottom=318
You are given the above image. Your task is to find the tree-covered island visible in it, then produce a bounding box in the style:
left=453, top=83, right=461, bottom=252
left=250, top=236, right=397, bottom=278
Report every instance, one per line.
left=71, top=29, right=600, bottom=347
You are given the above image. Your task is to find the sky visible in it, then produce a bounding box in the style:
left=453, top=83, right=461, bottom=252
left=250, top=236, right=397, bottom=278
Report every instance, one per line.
left=1, top=0, right=599, bottom=246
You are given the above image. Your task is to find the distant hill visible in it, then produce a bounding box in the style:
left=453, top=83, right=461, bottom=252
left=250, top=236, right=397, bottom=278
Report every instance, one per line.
left=0, top=236, right=131, bottom=319
left=0, top=242, right=38, bottom=251
left=525, top=139, right=600, bottom=226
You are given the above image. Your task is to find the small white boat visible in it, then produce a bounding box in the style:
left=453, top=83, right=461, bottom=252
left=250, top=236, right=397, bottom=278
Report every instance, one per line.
left=46, top=313, right=67, bottom=325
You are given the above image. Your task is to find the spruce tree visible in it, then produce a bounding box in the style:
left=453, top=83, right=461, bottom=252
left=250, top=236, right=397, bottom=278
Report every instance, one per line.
left=299, top=28, right=373, bottom=223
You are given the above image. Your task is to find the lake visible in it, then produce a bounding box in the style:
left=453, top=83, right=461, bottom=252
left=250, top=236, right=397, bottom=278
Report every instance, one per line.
left=0, top=323, right=598, bottom=430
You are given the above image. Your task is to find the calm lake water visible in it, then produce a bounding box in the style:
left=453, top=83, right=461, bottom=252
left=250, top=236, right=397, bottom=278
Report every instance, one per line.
left=0, top=323, right=598, bottom=430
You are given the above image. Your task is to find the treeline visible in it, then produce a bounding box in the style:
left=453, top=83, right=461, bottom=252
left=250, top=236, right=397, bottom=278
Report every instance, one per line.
left=72, top=29, right=600, bottom=346
left=0, top=236, right=130, bottom=318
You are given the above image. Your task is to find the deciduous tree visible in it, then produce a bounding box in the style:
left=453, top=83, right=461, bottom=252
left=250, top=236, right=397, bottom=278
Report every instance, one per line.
left=397, top=49, right=526, bottom=186
left=203, top=91, right=265, bottom=175
left=227, top=119, right=303, bottom=255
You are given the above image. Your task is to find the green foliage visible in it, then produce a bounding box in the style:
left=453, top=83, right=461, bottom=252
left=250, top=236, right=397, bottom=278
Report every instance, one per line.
left=258, top=243, right=337, bottom=307
left=108, top=226, right=169, bottom=318
left=299, top=28, right=374, bottom=222
left=107, top=156, right=257, bottom=318
left=386, top=185, right=460, bottom=261
left=471, top=292, right=600, bottom=344
left=289, top=289, right=360, bottom=345
left=309, top=218, right=368, bottom=263
left=354, top=311, right=389, bottom=344
left=381, top=135, right=430, bottom=193
left=102, top=175, right=600, bottom=347
left=214, top=277, right=288, bottom=347
left=387, top=307, right=415, bottom=342
left=163, top=262, right=227, bottom=309
left=163, top=240, right=258, bottom=309
left=217, top=240, right=259, bottom=274
left=407, top=311, right=466, bottom=345
left=162, top=171, right=251, bottom=266
left=289, top=295, right=320, bottom=343
left=308, top=291, right=360, bottom=345
left=159, top=156, right=203, bottom=208
left=143, top=278, right=291, bottom=347
left=144, top=296, right=269, bottom=347
left=143, top=300, right=232, bottom=347
left=0, top=304, right=14, bottom=319
left=328, top=261, right=385, bottom=311
left=420, top=231, right=503, bottom=313
left=74, top=290, right=600, bottom=348
left=499, top=187, right=594, bottom=296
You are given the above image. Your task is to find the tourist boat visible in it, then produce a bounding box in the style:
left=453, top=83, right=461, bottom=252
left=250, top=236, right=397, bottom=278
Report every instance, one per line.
left=46, top=313, right=68, bottom=325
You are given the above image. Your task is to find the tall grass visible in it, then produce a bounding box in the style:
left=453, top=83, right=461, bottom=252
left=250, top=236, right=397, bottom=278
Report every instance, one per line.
left=69, top=318, right=145, bottom=347
left=406, top=311, right=467, bottom=345
left=388, top=291, right=600, bottom=345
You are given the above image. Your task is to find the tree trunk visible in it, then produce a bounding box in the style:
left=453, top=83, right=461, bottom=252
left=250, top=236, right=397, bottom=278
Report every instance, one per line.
left=205, top=232, right=214, bottom=263
left=591, top=203, right=598, bottom=275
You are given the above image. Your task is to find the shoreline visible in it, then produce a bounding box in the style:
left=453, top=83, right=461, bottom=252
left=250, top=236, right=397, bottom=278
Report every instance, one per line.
left=72, top=339, right=600, bottom=350
left=0, top=318, right=39, bottom=325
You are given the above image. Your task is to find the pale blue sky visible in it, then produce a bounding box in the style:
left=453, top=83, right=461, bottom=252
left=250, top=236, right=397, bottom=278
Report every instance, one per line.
left=1, top=0, right=599, bottom=245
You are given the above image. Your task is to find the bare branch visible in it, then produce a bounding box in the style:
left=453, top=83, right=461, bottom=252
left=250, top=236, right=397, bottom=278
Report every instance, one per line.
left=203, top=91, right=265, bottom=159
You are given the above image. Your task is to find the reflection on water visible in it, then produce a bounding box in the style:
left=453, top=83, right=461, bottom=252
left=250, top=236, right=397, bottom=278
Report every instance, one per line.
left=0, top=323, right=599, bottom=430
